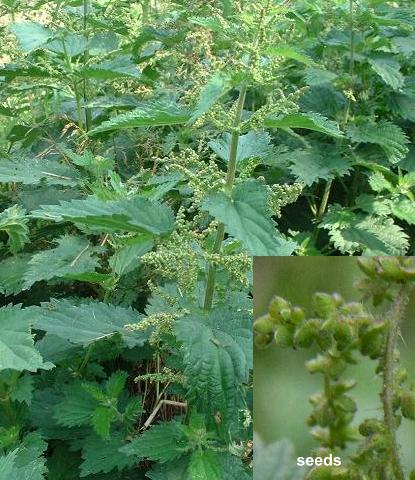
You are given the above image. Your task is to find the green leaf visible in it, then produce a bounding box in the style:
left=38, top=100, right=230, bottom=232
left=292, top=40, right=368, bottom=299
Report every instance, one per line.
left=31, top=196, right=175, bottom=235
left=388, top=91, right=415, bottom=122
left=188, top=73, right=231, bottom=124
left=106, top=371, right=128, bottom=398
left=188, top=450, right=221, bottom=480
left=0, top=157, right=80, bottom=185
left=92, top=406, right=116, bottom=439
left=347, top=120, right=409, bottom=164
left=288, top=147, right=352, bottom=186
left=0, top=433, right=47, bottom=480
left=147, top=459, right=189, bottom=480
left=121, top=420, right=188, bottom=462
left=23, top=235, right=100, bottom=289
left=54, top=382, right=98, bottom=427
left=89, top=102, right=190, bottom=134
left=391, top=199, right=415, bottom=225
left=46, top=34, right=88, bottom=57
left=303, top=68, right=338, bottom=86
left=368, top=56, right=404, bottom=90
left=80, top=433, right=136, bottom=476
left=0, top=305, right=51, bottom=372
left=109, top=235, right=154, bottom=275
left=202, top=179, right=295, bottom=256
left=264, top=112, right=343, bottom=138
left=79, top=55, right=140, bottom=79
left=320, top=205, right=409, bottom=255
left=32, top=298, right=148, bottom=347
left=0, top=254, right=30, bottom=295
left=10, top=374, right=34, bottom=405
left=266, top=45, right=315, bottom=66
left=175, top=300, right=251, bottom=423
left=0, top=205, right=29, bottom=253
left=209, top=131, right=273, bottom=163
left=10, top=22, right=52, bottom=52
left=254, top=435, right=303, bottom=480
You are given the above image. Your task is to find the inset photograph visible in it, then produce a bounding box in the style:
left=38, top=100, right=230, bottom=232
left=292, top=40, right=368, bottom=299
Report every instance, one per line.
left=254, top=257, right=415, bottom=480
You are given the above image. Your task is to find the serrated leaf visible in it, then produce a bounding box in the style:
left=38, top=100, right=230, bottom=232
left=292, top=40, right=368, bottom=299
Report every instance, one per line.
left=202, top=180, right=295, bottom=256
left=31, top=196, right=175, bottom=235
left=208, top=131, right=272, bottom=163
left=10, top=374, right=34, bottom=405
left=347, top=120, right=409, bottom=164
left=54, top=383, right=99, bottom=427
left=109, top=235, right=153, bottom=275
left=175, top=301, right=251, bottom=424
left=391, top=199, right=415, bottom=225
left=147, top=459, right=189, bottom=480
left=106, top=371, right=128, bottom=398
left=92, top=407, right=116, bottom=439
left=46, top=33, right=88, bottom=57
left=188, top=73, right=232, bottom=124
left=121, top=420, right=188, bottom=462
left=288, top=147, right=352, bottom=186
left=300, top=85, right=345, bottom=117
left=89, top=102, right=190, bottom=134
left=0, top=157, right=80, bottom=185
left=265, top=112, right=343, bottom=138
left=254, top=435, right=302, bottom=480
left=0, top=254, right=30, bottom=295
left=266, top=45, right=315, bottom=66
left=79, top=55, right=140, bottom=79
left=0, top=433, right=48, bottom=480
left=80, top=433, right=135, bottom=476
left=303, top=68, right=338, bottom=86
left=23, top=235, right=100, bottom=289
left=188, top=450, right=221, bottom=480
left=368, top=56, right=404, bottom=90
left=32, top=298, right=148, bottom=347
left=10, top=22, right=52, bottom=52
left=388, top=91, right=415, bottom=122
left=0, top=305, right=51, bottom=372
left=320, top=205, right=409, bottom=255
left=0, top=205, right=29, bottom=253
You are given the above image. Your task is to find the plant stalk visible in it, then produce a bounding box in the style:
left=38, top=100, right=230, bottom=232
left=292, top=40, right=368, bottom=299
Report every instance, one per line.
left=83, top=0, right=92, bottom=131
left=203, top=85, right=247, bottom=310
left=382, top=287, right=408, bottom=480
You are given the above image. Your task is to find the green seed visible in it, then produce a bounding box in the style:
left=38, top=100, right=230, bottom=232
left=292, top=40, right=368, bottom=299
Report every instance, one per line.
left=313, top=292, right=337, bottom=318
left=400, top=391, right=415, bottom=420
left=253, top=314, right=274, bottom=334
left=274, top=324, right=294, bottom=348
left=268, top=295, right=289, bottom=320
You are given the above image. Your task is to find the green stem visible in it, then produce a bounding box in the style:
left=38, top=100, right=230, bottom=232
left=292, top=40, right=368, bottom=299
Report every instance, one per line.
left=382, top=287, right=408, bottom=480
left=142, top=0, right=150, bottom=23
left=203, top=85, right=247, bottom=310
left=317, top=179, right=332, bottom=219
left=62, top=39, right=84, bottom=130
left=83, top=0, right=91, bottom=131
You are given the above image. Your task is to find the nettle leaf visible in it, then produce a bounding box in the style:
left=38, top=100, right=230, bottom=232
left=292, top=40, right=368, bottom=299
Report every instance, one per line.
left=121, top=420, right=188, bottom=462
left=288, top=147, right=352, bottom=186
left=254, top=435, right=303, bottom=480
left=109, top=235, right=153, bottom=276
left=10, top=374, right=34, bottom=405
left=0, top=304, right=51, bottom=372
left=0, top=157, right=80, bottom=186
left=23, top=235, right=100, bottom=289
left=202, top=179, right=296, bottom=256
left=388, top=91, right=415, bottom=122
left=146, top=459, right=189, bottom=480
left=10, top=22, right=52, bottom=52
left=264, top=112, right=343, bottom=138
left=188, top=73, right=232, bottom=124
left=347, top=120, right=409, bottom=164
left=54, top=382, right=98, bottom=427
left=303, top=68, right=338, bottom=86
left=175, top=301, right=251, bottom=423
left=89, top=102, right=190, bottom=134
left=300, top=85, right=346, bottom=118
left=188, top=450, right=222, bottom=479
left=208, top=131, right=273, bottom=163
left=0, top=433, right=47, bottom=480
left=80, top=433, right=135, bottom=477
left=0, top=254, right=30, bottom=295
left=320, top=205, right=409, bottom=255
left=391, top=199, right=415, bottom=225
left=0, top=205, right=29, bottom=253
left=266, top=45, right=315, bottom=66
left=46, top=33, right=88, bottom=57
left=79, top=55, right=141, bottom=79
left=31, top=196, right=175, bottom=235
left=368, top=56, right=404, bottom=90
left=32, top=298, right=148, bottom=347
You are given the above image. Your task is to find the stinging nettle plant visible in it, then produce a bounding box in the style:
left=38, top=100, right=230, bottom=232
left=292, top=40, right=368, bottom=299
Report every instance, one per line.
left=255, top=257, right=415, bottom=480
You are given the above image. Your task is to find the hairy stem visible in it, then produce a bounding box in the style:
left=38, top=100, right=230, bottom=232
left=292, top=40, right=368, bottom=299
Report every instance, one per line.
left=203, top=85, right=247, bottom=310
left=382, top=287, right=408, bottom=480
left=83, top=0, right=91, bottom=131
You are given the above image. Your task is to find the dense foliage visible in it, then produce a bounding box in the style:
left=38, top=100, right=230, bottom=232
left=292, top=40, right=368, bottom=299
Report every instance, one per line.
left=254, top=257, right=415, bottom=479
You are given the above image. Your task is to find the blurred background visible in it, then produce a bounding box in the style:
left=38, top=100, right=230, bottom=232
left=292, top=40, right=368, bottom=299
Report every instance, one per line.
left=254, top=257, right=415, bottom=471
